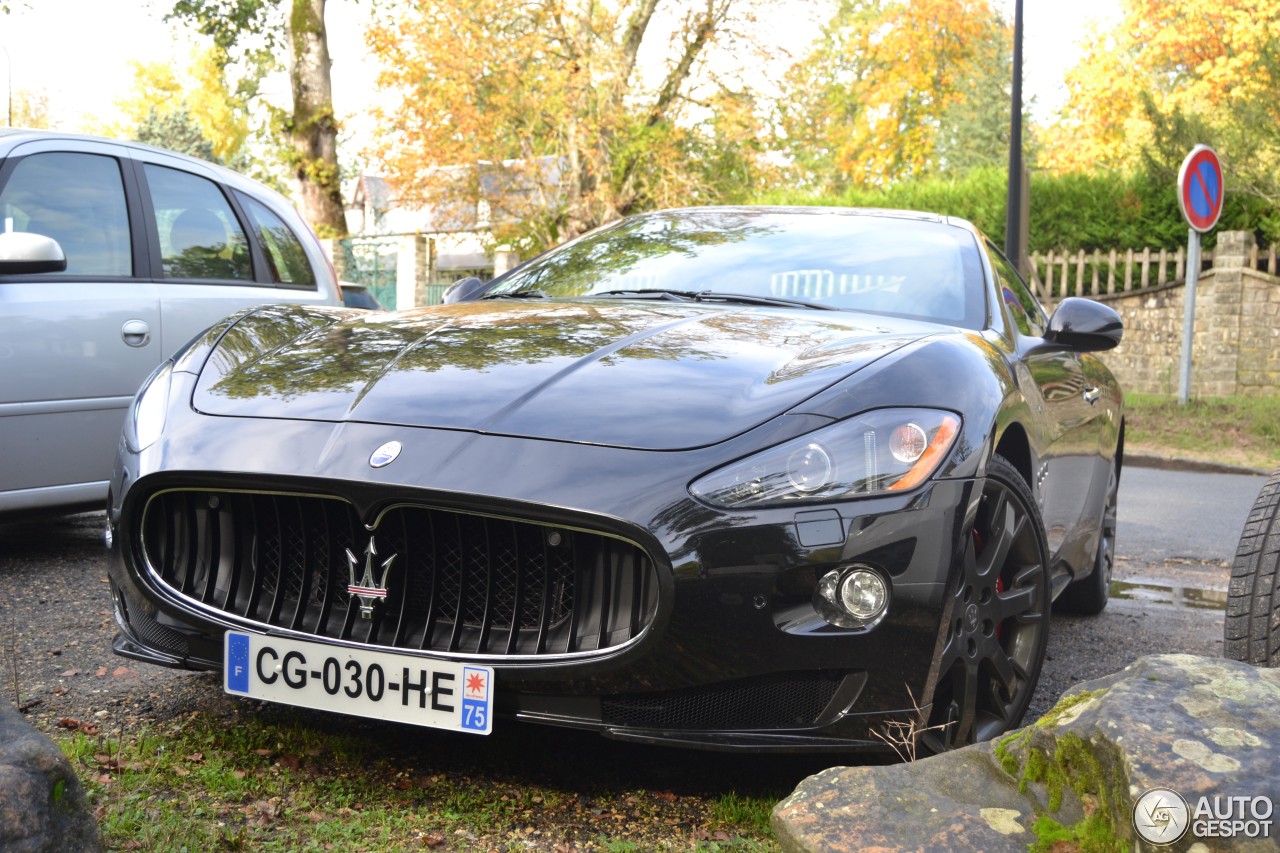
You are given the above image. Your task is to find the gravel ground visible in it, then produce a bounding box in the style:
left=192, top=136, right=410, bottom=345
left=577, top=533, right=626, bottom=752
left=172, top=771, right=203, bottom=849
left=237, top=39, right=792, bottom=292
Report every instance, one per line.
left=0, top=508, right=1232, bottom=844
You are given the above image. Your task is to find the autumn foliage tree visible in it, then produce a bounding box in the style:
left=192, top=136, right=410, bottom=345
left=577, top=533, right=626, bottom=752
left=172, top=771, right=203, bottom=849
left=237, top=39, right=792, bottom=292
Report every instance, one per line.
left=112, top=50, right=253, bottom=169
left=776, top=0, right=1012, bottom=191
left=169, top=0, right=347, bottom=236
left=367, top=0, right=768, bottom=253
left=1039, top=0, right=1280, bottom=215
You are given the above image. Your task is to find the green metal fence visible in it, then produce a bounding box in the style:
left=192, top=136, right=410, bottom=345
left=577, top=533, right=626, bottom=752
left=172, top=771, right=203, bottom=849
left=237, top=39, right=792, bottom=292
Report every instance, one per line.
left=337, top=237, right=399, bottom=309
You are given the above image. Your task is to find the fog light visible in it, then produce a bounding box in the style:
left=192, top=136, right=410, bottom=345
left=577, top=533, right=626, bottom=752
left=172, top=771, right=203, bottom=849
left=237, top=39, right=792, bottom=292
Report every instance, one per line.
left=814, top=565, right=890, bottom=629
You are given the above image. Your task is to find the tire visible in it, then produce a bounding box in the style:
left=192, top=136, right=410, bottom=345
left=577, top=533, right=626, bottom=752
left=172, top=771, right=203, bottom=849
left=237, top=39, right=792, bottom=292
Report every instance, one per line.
left=1223, top=468, right=1280, bottom=667
left=1058, top=458, right=1119, bottom=616
left=922, top=455, right=1051, bottom=752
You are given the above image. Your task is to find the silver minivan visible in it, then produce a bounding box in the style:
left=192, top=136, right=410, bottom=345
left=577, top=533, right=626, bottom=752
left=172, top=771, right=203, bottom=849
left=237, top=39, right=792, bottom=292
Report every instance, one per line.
left=0, top=130, right=342, bottom=518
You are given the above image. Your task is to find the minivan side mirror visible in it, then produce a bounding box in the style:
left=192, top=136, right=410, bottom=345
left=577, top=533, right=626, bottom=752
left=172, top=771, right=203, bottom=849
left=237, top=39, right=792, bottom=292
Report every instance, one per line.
left=1044, top=297, right=1123, bottom=352
left=0, top=231, right=68, bottom=274
left=441, top=276, right=489, bottom=304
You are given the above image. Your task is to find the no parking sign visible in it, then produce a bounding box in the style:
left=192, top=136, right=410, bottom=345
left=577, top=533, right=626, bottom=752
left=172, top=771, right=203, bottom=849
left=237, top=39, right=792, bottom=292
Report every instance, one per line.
left=1177, top=145, right=1224, bottom=233
left=1176, top=144, right=1224, bottom=405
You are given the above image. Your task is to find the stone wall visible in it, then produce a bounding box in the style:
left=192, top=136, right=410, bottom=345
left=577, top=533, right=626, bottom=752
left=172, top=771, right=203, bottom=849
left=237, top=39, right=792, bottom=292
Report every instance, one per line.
left=1072, top=231, right=1280, bottom=397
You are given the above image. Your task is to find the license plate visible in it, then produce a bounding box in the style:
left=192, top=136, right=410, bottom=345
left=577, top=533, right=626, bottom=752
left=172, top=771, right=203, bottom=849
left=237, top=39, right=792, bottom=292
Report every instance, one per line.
left=224, top=631, right=493, bottom=735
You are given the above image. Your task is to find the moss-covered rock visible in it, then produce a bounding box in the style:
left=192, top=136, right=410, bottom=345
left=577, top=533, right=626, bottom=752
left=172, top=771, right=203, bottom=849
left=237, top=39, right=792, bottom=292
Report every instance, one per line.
left=774, top=655, right=1280, bottom=853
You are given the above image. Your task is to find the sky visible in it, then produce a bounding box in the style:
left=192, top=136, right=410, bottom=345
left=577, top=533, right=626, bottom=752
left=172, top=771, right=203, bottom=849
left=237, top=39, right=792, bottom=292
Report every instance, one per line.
left=0, top=0, right=1120, bottom=143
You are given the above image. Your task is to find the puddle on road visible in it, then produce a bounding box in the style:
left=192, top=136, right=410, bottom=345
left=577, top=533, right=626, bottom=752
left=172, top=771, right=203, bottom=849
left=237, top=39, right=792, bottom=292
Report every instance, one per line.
left=1109, top=580, right=1228, bottom=611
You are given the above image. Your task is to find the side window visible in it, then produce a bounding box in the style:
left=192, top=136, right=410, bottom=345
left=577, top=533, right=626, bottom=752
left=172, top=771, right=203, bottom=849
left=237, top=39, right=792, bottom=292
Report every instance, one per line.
left=0, top=152, right=132, bottom=276
left=236, top=193, right=317, bottom=286
left=143, top=164, right=253, bottom=281
left=987, top=244, right=1047, bottom=338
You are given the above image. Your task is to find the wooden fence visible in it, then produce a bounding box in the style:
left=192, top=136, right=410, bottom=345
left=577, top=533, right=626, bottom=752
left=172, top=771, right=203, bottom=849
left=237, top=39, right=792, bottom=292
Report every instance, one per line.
left=1028, top=242, right=1280, bottom=301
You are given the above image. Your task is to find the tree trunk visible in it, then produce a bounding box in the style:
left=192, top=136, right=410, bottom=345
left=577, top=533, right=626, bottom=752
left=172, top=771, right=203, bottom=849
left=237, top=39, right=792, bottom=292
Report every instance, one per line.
left=287, top=0, right=347, bottom=237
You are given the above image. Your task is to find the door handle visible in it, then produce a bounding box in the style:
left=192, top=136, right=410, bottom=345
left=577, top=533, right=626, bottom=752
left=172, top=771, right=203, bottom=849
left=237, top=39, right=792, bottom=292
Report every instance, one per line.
left=1083, top=386, right=1101, bottom=405
left=121, top=319, right=152, bottom=348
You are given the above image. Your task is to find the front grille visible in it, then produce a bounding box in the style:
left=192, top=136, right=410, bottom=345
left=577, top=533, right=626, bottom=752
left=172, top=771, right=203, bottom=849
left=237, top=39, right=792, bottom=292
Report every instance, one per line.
left=139, top=489, right=660, bottom=658
left=602, top=672, right=844, bottom=730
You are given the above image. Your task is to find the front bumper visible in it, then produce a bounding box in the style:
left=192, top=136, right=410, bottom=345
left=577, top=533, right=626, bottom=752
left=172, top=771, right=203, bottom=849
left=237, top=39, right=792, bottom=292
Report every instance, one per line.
left=108, top=401, right=975, bottom=751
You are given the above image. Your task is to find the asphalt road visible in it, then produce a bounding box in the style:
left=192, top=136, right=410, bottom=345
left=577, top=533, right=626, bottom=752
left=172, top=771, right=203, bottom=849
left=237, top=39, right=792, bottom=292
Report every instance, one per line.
left=1118, top=466, right=1267, bottom=565
left=0, top=465, right=1266, bottom=764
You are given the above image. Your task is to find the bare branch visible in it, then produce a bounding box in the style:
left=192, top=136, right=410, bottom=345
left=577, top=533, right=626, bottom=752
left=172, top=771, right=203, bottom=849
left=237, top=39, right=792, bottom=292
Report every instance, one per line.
left=647, top=0, right=731, bottom=128
left=619, top=0, right=661, bottom=86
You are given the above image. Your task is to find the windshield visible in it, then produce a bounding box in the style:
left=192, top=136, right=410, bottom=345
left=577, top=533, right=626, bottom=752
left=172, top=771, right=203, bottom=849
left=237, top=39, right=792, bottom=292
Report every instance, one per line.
left=486, top=208, right=987, bottom=328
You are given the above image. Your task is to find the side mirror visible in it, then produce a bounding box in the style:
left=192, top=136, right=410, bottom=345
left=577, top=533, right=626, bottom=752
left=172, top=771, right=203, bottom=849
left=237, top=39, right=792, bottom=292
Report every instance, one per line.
left=1045, top=297, right=1123, bottom=352
left=0, top=231, right=67, bottom=274
left=440, top=276, right=489, bottom=304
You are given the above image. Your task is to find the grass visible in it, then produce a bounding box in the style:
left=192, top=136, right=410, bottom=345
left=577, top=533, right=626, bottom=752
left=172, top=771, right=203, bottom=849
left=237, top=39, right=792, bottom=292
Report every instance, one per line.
left=53, top=708, right=784, bottom=851
left=1123, top=394, right=1280, bottom=472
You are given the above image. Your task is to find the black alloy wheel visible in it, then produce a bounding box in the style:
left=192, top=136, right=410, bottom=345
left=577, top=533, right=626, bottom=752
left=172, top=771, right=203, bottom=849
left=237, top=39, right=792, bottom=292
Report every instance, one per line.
left=1060, top=458, right=1119, bottom=615
left=922, top=455, right=1050, bottom=752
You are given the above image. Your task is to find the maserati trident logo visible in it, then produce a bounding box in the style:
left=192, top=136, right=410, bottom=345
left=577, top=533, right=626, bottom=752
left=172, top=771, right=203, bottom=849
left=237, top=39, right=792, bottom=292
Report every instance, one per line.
left=345, top=537, right=397, bottom=620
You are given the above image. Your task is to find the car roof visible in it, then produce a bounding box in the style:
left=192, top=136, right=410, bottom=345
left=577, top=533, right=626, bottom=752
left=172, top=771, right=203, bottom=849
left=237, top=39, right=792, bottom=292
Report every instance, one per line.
left=0, top=127, right=299, bottom=216
left=0, top=127, right=219, bottom=165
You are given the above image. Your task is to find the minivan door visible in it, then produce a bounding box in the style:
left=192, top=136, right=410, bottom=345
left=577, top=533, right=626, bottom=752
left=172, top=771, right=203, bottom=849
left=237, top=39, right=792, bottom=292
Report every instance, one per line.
left=0, top=140, right=158, bottom=514
left=132, top=152, right=330, bottom=357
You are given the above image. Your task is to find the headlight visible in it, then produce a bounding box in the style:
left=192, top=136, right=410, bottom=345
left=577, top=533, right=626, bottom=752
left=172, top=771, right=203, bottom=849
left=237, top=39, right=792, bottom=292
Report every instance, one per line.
left=689, top=408, right=960, bottom=508
left=126, top=360, right=174, bottom=452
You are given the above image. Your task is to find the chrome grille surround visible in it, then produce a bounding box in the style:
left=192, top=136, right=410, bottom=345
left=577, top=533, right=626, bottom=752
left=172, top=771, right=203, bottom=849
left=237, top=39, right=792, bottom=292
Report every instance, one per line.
left=137, top=488, right=661, bottom=661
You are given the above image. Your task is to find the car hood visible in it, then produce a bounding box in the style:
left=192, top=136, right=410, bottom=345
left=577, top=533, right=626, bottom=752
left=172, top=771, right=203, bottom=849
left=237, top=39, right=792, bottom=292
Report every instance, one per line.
left=192, top=300, right=935, bottom=450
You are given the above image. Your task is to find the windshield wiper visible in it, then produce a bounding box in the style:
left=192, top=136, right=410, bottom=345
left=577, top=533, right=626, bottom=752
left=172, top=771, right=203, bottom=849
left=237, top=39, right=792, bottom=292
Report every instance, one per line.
left=482, top=289, right=548, bottom=299
left=590, top=289, right=698, bottom=302
left=691, top=291, right=843, bottom=311
left=590, top=289, right=840, bottom=311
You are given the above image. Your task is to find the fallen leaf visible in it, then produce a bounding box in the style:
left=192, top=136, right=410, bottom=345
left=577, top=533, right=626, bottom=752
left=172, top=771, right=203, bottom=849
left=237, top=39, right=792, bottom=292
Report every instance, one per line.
left=94, top=667, right=108, bottom=678
left=60, top=669, right=79, bottom=678
left=173, top=767, right=190, bottom=777
left=58, top=718, right=81, bottom=729
left=52, top=686, right=68, bottom=696
left=112, top=666, right=133, bottom=677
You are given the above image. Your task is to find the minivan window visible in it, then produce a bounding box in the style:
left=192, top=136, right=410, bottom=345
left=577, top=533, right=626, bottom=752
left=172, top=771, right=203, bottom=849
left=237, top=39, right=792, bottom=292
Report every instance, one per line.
left=0, top=152, right=132, bottom=276
left=237, top=193, right=317, bottom=286
left=144, top=164, right=253, bottom=282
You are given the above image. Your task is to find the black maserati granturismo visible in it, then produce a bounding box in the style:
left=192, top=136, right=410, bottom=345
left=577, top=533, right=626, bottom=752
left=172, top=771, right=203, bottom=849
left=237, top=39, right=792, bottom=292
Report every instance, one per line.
left=106, top=207, right=1123, bottom=753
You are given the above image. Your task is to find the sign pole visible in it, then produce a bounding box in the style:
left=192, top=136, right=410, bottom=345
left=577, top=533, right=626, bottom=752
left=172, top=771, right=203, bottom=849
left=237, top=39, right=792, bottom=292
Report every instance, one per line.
left=1174, top=144, right=1223, bottom=407
left=1177, top=228, right=1200, bottom=406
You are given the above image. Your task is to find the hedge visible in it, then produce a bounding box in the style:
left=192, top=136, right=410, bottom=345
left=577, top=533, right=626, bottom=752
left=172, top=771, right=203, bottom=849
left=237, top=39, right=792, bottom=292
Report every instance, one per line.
left=758, top=167, right=1275, bottom=252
